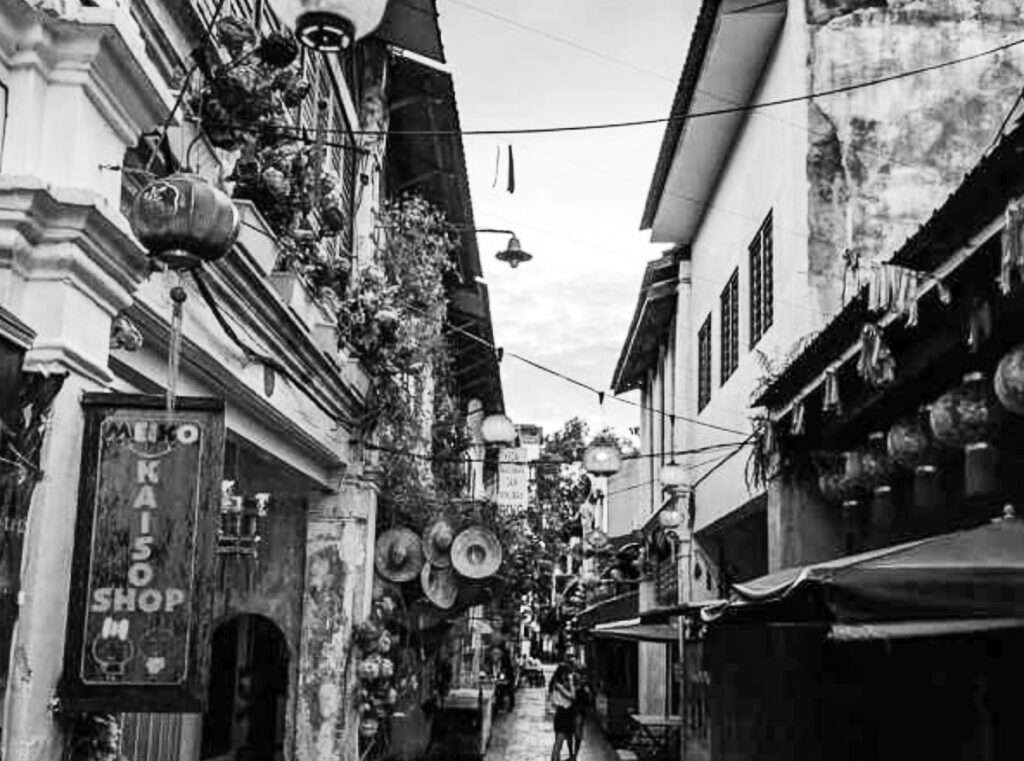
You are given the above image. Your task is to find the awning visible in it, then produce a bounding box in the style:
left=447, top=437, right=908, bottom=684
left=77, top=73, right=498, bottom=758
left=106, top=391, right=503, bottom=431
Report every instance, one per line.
left=713, top=515, right=1024, bottom=628
left=830, top=618, right=1024, bottom=642
left=372, top=0, right=445, bottom=62
left=590, top=620, right=679, bottom=643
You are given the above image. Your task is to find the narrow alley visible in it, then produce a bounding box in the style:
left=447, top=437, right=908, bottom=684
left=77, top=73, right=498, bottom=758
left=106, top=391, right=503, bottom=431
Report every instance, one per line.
left=485, top=675, right=620, bottom=761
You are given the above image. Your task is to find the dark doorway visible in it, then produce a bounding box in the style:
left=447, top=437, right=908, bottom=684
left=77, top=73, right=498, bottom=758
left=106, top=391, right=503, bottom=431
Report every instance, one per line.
left=201, top=614, right=289, bottom=761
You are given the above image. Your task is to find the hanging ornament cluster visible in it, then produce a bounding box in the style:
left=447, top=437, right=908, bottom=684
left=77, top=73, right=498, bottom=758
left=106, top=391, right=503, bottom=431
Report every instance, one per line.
left=857, top=324, right=896, bottom=388
left=353, top=580, right=405, bottom=743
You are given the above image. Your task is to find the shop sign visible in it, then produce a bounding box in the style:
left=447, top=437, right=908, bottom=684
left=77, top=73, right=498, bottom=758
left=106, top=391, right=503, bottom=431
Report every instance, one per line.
left=61, top=394, right=224, bottom=712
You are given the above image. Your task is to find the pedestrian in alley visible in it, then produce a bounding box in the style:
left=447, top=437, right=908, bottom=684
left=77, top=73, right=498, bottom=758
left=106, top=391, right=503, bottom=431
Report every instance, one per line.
left=547, top=660, right=579, bottom=761
left=571, top=664, right=595, bottom=760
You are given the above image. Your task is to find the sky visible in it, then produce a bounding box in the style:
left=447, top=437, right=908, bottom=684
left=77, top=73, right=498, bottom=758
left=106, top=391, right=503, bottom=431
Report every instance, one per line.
left=436, top=0, right=694, bottom=441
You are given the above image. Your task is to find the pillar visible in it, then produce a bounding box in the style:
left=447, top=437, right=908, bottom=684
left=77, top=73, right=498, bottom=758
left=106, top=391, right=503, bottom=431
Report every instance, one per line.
left=295, top=477, right=377, bottom=761
left=767, top=468, right=844, bottom=572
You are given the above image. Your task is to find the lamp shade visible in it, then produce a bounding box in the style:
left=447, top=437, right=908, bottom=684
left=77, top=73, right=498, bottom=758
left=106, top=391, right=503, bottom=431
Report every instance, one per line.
left=480, top=413, right=516, bottom=445
left=286, top=0, right=389, bottom=51
left=130, top=174, right=240, bottom=270
left=660, top=460, right=688, bottom=488
left=658, top=505, right=683, bottom=529
left=495, top=236, right=532, bottom=268
left=583, top=442, right=622, bottom=476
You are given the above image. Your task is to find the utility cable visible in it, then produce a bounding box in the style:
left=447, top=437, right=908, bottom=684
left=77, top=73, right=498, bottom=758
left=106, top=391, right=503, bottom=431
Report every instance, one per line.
left=219, top=36, right=1024, bottom=137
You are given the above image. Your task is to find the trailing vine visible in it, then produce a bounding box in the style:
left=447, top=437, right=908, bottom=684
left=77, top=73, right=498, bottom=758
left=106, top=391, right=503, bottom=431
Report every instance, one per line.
left=335, top=195, right=463, bottom=527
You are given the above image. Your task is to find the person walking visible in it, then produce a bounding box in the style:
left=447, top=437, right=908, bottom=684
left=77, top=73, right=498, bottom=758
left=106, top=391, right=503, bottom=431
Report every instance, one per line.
left=570, top=665, right=594, bottom=761
left=547, top=661, right=578, bottom=761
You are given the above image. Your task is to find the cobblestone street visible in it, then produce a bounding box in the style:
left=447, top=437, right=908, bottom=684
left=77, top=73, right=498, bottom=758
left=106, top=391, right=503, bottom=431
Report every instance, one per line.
left=486, top=677, right=619, bottom=761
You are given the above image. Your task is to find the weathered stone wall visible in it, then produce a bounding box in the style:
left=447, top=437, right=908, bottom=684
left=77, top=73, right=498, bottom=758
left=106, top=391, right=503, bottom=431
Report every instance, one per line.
left=805, top=0, right=1024, bottom=317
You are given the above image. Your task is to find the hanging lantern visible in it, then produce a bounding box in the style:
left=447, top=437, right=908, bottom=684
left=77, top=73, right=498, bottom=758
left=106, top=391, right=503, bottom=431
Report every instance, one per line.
left=583, top=440, right=622, bottom=477
left=480, top=413, right=516, bottom=445
left=887, top=409, right=945, bottom=511
left=286, top=0, right=389, bottom=52
left=660, top=460, right=688, bottom=489
left=658, top=503, right=683, bottom=530
left=995, top=343, right=1024, bottom=414
left=814, top=454, right=844, bottom=504
left=130, top=174, right=240, bottom=270
left=930, top=372, right=1002, bottom=498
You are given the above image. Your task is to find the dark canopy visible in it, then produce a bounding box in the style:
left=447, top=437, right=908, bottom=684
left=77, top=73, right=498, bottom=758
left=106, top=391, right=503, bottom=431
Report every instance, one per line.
left=709, top=516, right=1024, bottom=632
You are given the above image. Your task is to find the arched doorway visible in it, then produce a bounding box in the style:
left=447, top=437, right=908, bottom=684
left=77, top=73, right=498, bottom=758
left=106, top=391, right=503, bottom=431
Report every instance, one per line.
left=201, top=614, right=289, bottom=761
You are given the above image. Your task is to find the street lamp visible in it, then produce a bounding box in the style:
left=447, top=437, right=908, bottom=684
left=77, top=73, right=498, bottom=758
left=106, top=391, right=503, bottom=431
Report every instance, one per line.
left=473, top=228, right=533, bottom=269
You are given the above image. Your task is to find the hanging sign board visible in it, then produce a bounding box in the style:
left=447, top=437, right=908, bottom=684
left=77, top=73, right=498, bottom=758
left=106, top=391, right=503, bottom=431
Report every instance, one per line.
left=61, top=394, right=224, bottom=713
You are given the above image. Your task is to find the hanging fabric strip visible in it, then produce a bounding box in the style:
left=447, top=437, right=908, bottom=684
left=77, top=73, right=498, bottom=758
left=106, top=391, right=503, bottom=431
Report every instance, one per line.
left=167, top=278, right=186, bottom=411
left=857, top=323, right=896, bottom=388
left=790, top=399, right=806, bottom=436
left=823, top=368, right=842, bottom=415
left=507, top=145, right=516, bottom=194
left=1000, top=198, right=1024, bottom=295
left=492, top=145, right=501, bottom=188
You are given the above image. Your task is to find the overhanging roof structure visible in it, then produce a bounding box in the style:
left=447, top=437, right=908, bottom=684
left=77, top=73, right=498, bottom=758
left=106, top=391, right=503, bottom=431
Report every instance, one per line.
left=641, top=0, right=787, bottom=242
left=386, top=55, right=503, bottom=413
left=373, top=0, right=445, bottom=62
left=611, top=250, right=683, bottom=394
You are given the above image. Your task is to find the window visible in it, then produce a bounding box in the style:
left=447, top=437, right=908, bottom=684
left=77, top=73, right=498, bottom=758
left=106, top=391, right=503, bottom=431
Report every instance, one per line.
left=720, top=270, right=739, bottom=384
left=697, top=315, right=712, bottom=411
left=750, top=211, right=774, bottom=346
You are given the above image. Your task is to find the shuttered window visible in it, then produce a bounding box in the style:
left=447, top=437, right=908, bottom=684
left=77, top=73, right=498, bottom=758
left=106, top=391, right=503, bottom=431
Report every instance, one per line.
left=720, top=269, right=739, bottom=384
left=749, top=211, right=774, bottom=347
left=697, top=315, right=711, bottom=412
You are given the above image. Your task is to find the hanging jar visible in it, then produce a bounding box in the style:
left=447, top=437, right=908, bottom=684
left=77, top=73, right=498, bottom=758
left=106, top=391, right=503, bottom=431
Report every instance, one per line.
left=929, top=372, right=1003, bottom=499
left=837, top=450, right=868, bottom=553
left=862, top=432, right=896, bottom=543
left=887, top=408, right=945, bottom=510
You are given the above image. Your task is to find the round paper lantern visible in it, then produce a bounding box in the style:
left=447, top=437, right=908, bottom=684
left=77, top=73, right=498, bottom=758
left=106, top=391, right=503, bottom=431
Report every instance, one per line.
left=583, top=441, right=622, bottom=476
left=288, top=0, right=390, bottom=52
left=658, top=504, right=683, bottom=529
left=930, top=372, right=1002, bottom=498
left=660, top=460, right=687, bottom=488
left=480, top=413, right=516, bottom=445
left=359, top=716, right=380, bottom=739
left=861, top=432, right=895, bottom=493
left=887, top=410, right=944, bottom=510
left=995, top=343, right=1024, bottom=414
left=130, top=174, right=240, bottom=270
left=837, top=450, right=868, bottom=507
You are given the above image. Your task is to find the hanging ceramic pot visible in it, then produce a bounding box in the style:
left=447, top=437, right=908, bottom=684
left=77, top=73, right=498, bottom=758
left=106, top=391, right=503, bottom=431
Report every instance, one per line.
left=995, top=343, right=1024, bottom=415
left=887, top=409, right=945, bottom=510
left=930, top=372, right=1002, bottom=498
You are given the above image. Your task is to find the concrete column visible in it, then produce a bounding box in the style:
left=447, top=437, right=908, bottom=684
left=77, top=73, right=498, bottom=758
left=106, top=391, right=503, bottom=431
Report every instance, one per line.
left=0, top=184, right=147, bottom=759
left=295, top=477, right=377, bottom=761
left=767, top=468, right=843, bottom=572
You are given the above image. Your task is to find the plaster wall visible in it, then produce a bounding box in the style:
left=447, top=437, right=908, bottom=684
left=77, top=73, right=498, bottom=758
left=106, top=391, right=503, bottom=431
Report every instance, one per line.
left=805, top=0, right=1024, bottom=316
left=677, top=4, right=815, bottom=533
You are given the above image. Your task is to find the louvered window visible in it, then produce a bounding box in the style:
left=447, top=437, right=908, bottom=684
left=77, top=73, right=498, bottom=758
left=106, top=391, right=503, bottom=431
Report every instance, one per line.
left=720, top=270, right=739, bottom=384
left=749, top=211, right=774, bottom=347
left=697, top=316, right=712, bottom=412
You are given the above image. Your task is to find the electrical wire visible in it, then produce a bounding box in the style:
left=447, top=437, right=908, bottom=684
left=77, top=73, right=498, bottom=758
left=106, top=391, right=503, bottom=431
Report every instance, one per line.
left=364, top=439, right=745, bottom=466
left=208, top=35, right=1024, bottom=138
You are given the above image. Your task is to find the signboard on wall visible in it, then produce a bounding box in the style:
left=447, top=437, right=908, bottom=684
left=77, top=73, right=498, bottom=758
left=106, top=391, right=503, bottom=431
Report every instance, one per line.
left=61, top=394, right=224, bottom=713
left=496, top=447, right=529, bottom=513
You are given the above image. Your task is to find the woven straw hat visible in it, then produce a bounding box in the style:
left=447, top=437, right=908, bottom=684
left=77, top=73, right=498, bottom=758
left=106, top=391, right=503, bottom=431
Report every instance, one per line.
left=421, top=562, right=458, bottom=609
left=422, top=519, right=456, bottom=568
left=451, top=525, right=503, bottom=580
left=375, top=527, right=424, bottom=583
